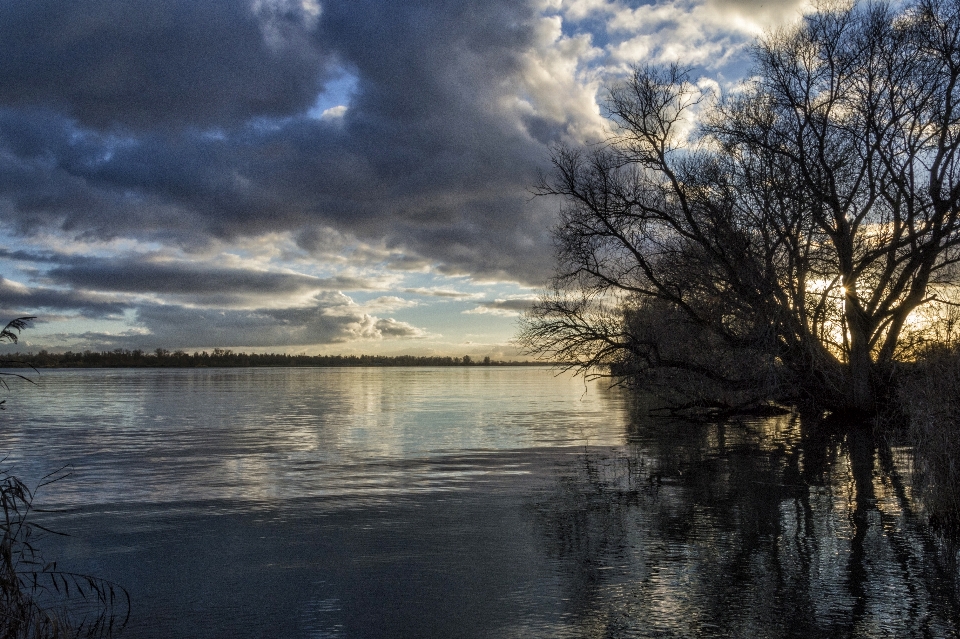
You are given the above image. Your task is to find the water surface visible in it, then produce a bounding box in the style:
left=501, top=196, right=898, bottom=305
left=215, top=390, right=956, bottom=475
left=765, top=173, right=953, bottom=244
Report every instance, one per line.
left=0, top=367, right=957, bottom=638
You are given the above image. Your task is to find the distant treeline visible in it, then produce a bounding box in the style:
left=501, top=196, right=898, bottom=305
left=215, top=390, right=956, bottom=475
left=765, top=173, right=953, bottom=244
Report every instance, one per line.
left=0, top=348, right=541, bottom=368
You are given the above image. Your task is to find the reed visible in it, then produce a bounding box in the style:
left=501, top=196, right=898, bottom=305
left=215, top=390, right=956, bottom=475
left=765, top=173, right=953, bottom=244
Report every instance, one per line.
left=0, top=318, right=129, bottom=637
left=0, top=467, right=129, bottom=639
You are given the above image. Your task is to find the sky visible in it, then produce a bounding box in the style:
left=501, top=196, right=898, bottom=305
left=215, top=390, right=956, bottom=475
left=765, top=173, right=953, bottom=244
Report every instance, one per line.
left=0, top=0, right=809, bottom=358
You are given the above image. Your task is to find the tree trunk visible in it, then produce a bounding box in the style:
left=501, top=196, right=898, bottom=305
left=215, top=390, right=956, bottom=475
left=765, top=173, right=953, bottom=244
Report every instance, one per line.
left=846, top=320, right=875, bottom=414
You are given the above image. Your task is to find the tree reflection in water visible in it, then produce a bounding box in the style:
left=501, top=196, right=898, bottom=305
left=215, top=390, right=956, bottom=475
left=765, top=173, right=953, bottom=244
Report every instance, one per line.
left=533, top=406, right=960, bottom=638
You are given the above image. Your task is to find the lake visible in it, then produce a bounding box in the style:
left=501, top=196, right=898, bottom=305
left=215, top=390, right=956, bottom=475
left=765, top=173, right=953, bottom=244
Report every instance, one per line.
left=0, top=367, right=957, bottom=638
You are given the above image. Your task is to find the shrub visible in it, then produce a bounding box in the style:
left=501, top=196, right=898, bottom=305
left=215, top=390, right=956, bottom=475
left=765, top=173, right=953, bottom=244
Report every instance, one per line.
left=896, top=347, right=960, bottom=532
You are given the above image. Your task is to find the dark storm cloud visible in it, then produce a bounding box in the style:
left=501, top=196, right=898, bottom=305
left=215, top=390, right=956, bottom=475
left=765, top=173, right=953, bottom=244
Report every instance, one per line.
left=0, top=0, right=561, bottom=283
left=0, top=248, right=60, bottom=263
left=2, top=249, right=376, bottom=297
left=40, top=256, right=375, bottom=295
left=0, top=277, right=126, bottom=318
left=0, top=0, right=329, bottom=130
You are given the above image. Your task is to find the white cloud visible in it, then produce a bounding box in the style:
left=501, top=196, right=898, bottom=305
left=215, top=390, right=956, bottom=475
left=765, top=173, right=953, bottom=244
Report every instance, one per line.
left=463, top=298, right=537, bottom=317
left=604, top=0, right=808, bottom=68
left=319, top=105, right=347, bottom=121
left=355, top=296, right=418, bottom=313
left=558, top=0, right=617, bottom=22
left=498, top=13, right=609, bottom=145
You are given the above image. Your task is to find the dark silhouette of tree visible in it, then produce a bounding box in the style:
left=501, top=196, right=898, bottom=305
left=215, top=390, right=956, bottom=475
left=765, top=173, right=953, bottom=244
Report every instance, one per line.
left=520, top=0, right=960, bottom=414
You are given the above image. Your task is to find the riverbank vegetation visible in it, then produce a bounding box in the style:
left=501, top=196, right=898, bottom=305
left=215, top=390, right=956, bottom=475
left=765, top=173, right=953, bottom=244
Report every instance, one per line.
left=0, top=318, right=129, bottom=638
left=896, top=345, right=960, bottom=531
left=0, top=469, right=129, bottom=639
left=0, top=349, right=538, bottom=369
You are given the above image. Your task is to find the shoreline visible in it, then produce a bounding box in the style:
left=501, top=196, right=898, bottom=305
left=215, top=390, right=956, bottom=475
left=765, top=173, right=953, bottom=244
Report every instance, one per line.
left=0, top=350, right=552, bottom=369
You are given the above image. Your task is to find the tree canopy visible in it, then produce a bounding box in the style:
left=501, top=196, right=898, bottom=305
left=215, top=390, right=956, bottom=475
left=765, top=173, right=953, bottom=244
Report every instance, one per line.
left=520, top=0, right=960, bottom=414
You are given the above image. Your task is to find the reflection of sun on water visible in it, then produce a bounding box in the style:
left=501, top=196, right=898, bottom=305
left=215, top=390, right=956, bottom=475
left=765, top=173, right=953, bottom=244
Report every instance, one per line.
left=873, top=445, right=915, bottom=515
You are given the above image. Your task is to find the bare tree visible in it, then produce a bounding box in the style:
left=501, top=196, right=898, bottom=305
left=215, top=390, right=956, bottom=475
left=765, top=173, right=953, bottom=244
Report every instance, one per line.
left=519, top=0, right=960, bottom=414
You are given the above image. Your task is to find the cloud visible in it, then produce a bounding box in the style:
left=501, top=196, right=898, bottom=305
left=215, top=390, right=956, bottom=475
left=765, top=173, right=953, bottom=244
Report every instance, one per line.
left=128, top=301, right=426, bottom=347
left=356, top=296, right=418, bottom=312
left=605, top=0, right=808, bottom=68
left=463, top=298, right=537, bottom=317
left=9, top=297, right=427, bottom=352
left=0, top=0, right=330, bottom=130
left=0, top=0, right=801, bottom=281
left=0, top=276, right=126, bottom=318
left=319, top=105, right=348, bottom=121
left=403, top=287, right=477, bottom=299
left=371, top=317, right=423, bottom=338
left=0, top=0, right=592, bottom=285
left=39, top=255, right=377, bottom=298
left=705, top=0, right=810, bottom=31
left=0, top=0, right=810, bottom=353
